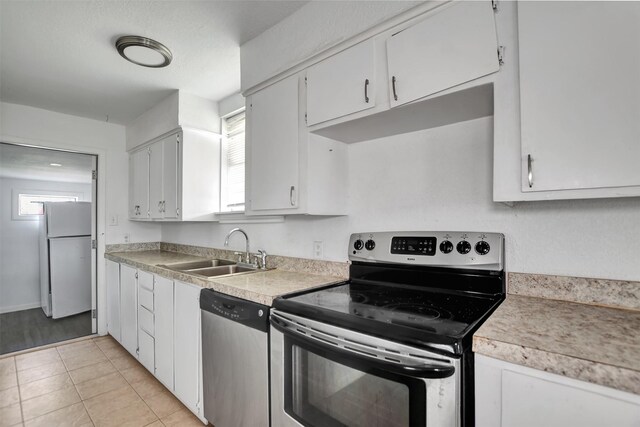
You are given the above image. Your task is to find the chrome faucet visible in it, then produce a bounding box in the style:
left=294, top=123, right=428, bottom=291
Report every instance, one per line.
left=224, top=228, right=250, bottom=264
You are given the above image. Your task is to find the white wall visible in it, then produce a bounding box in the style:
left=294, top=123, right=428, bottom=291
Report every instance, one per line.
left=162, top=117, right=640, bottom=282
left=0, top=178, right=91, bottom=313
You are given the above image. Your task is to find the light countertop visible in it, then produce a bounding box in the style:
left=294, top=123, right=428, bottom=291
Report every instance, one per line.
left=105, top=250, right=345, bottom=306
left=473, top=294, right=640, bottom=394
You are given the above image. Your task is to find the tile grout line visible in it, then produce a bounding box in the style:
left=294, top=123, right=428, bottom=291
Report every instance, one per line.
left=79, top=339, right=112, bottom=427
left=99, top=337, right=169, bottom=424
left=14, top=357, right=25, bottom=427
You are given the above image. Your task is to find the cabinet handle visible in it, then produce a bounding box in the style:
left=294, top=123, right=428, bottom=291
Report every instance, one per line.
left=158, top=201, right=162, bottom=212
left=290, top=186, right=296, bottom=206
left=527, top=154, right=533, bottom=188
left=392, top=76, right=398, bottom=101
left=364, top=79, right=370, bottom=103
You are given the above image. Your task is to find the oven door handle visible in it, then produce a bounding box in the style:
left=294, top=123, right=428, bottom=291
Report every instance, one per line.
left=270, top=314, right=455, bottom=379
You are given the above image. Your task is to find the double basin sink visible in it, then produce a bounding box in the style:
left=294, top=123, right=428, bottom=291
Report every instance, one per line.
left=157, top=259, right=262, bottom=279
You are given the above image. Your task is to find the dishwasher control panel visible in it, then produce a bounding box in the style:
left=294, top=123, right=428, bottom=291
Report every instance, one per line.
left=200, top=289, right=269, bottom=332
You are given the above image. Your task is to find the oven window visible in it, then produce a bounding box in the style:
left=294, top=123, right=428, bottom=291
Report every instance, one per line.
left=285, top=337, right=426, bottom=427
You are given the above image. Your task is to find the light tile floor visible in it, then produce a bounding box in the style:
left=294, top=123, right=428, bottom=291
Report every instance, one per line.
left=0, top=336, right=208, bottom=427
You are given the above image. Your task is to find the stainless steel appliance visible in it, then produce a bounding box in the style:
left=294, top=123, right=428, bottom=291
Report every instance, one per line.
left=270, top=231, right=505, bottom=427
left=201, top=290, right=270, bottom=427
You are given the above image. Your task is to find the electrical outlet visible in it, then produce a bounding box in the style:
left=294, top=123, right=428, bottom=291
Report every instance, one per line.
left=109, top=214, right=118, bottom=226
left=313, top=241, right=323, bottom=259
left=124, top=232, right=130, bottom=243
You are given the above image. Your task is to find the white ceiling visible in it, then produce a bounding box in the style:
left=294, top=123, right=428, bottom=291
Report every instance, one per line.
left=0, top=143, right=95, bottom=183
left=0, top=0, right=307, bottom=125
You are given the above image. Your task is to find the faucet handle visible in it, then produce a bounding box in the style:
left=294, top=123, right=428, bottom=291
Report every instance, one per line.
left=257, top=249, right=268, bottom=270
left=233, top=251, right=244, bottom=263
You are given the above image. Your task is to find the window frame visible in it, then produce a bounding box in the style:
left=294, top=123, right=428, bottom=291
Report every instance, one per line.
left=220, top=108, right=246, bottom=213
left=12, top=189, right=84, bottom=221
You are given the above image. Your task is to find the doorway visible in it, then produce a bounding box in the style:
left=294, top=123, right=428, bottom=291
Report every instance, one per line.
left=0, top=142, right=98, bottom=354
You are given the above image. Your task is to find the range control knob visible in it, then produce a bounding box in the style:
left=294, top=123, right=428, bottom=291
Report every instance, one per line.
left=439, top=240, right=454, bottom=254
left=456, top=240, right=472, bottom=254
left=353, top=239, right=364, bottom=251
left=475, top=241, right=491, bottom=255
left=364, top=240, right=376, bottom=251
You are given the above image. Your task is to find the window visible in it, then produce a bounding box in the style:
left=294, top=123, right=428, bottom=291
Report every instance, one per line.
left=220, top=110, right=246, bottom=212
left=18, top=193, right=79, bottom=216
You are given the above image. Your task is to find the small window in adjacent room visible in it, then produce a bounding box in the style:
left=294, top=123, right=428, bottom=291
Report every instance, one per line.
left=17, top=194, right=79, bottom=216
left=220, top=110, right=246, bottom=212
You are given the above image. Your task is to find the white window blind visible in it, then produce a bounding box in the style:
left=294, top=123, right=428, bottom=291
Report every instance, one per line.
left=221, top=110, right=245, bottom=211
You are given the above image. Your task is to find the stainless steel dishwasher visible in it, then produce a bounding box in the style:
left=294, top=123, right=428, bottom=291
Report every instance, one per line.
left=200, top=289, right=270, bottom=427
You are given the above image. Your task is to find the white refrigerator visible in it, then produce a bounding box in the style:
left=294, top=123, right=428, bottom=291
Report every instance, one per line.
left=39, top=201, right=92, bottom=319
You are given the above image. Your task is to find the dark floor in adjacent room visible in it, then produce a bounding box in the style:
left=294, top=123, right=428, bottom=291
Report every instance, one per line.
left=0, top=308, right=91, bottom=354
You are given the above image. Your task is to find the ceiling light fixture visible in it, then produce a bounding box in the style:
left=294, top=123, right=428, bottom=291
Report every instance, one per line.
left=50, top=163, right=62, bottom=167
left=115, top=35, right=172, bottom=68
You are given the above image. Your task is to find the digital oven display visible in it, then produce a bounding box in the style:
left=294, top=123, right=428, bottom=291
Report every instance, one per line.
left=390, top=236, right=437, bottom=256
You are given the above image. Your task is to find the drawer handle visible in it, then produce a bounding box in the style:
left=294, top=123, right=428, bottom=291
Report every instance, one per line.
left=527, top=154, right=533, bottom=188
left=364, top=79, right=370, bottom=103
left=392, top=76, right=398, bottom=101
left=290, top=186, right=296, bottom=206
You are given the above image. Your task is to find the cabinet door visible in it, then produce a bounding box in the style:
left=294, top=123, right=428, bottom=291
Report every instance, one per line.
left=387, top=1, right=499, bottom=108
left=502, top=370, right=640, bottom=427
left=174, top=281, right=201, bottom=414
left=120, top=264, right=138, bottom=357
left=519, top=2, right=640, bottom=192
left=307, top=39, right=376, bottom=125
left=130, top=148, right=149, bottom=219
left=138, top=330, right=155, bottom=374
left=248, top=75, right=300, bottom=211
left=105, top=260, right=120, bottom=342
left=154, top=275, right=174, bottom=390
left=161, top=134, right=179, bottom=219
left=148, top=142, right=163, bottom=219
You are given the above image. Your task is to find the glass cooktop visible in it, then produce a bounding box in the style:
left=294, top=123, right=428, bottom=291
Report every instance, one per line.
left=278, top=282, right=501, bottom=339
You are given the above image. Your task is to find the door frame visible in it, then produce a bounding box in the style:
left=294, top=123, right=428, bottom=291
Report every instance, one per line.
left=0, top=137, right=107, bottom=335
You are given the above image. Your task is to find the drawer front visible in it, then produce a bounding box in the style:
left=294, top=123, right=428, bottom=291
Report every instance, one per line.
left=138, top=306, right=154, bottom=337
left=138, top=329, right=155, bottom=374
left=139, top=286, right=154, bottom=311
left=138, top=270, right=154, bottom=291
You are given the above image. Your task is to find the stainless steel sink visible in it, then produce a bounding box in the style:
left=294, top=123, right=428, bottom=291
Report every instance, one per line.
left=157, top=259, right=260, bottom=279
left=186, top=265, right=258, bottom=277
left=158, top=259, right=236, bottom=271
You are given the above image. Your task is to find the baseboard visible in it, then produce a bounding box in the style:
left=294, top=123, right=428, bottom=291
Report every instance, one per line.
left=0, top=302, right=42, bottom=314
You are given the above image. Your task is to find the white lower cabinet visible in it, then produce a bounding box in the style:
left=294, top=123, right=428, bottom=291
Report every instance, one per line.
left=105, top=260, right=120, bottom=342
left=173, top=280, right=203, bottom=417
left=154, top=275, right=174, bottom=390
left=475, top=354, right=640, bottom=427
left=105, top=262, right=205, bottom=423
left=119, top=264, right=138, bottom=356
left=138, top=329, right=155, bottom=373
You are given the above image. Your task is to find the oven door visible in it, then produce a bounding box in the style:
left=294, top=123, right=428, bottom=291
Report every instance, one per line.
left=270, top=310, right=460, bottom=427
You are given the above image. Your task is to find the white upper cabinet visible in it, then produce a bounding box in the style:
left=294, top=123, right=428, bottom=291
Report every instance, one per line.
left=148, top=134, right=179, bottom=219
left=129, top=128, right=220, bottom=221
left=129, top=148, right=149, bottom=219
left=247, top=75, right=300, bottom=212
left=518, top=1, right=640, bottom=193
left=246, top=73, right=348, bottom=215
left=386, top=1, right=499, bottom=108
left=306, top=39, right=376, bottom=126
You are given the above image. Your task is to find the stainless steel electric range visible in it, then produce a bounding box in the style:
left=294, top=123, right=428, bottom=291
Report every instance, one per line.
left=270, top=231, right=505, bottom=427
